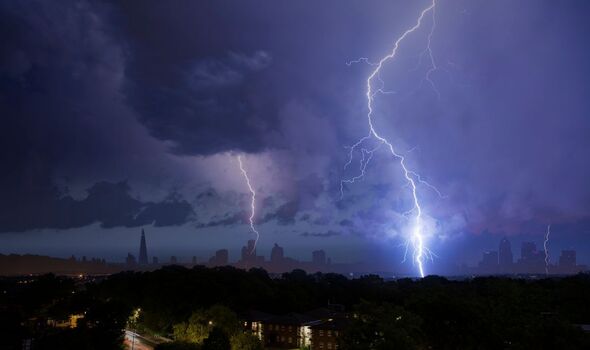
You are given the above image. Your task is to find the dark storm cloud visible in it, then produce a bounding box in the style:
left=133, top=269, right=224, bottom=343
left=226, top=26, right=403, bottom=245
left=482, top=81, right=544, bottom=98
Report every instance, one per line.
left=259, top=174, right=330, bottom=226
left=300, top=230, right=342, bottom=238
left=263, top=201, right=299, bottom=225
left=112, top=0, right=411, bottom=156
left=0, top=181, right=194, bottom=232
left=124, top=49, right=276, bottom=155
left=1, top=0, right=590, bottom=258
left=313, top=216, right=331, bottom=226
left=0, top=1, right=117, bottom=230
left=115, top=1, right=283, bottom=155
left=0, top=0, right=198, bottom=232
left=196, top=215, right=242, bottom=229
left=189, top=51, right=272, bottom=89
left=195, top=211, right=245, bottom=229
left=339, top=219, right=354, bottom=227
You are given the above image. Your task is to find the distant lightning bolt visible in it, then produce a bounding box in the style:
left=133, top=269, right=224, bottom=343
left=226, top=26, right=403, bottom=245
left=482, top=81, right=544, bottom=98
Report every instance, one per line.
left=341, top=0, right=438, bottom=278
left=340, top=145, right=381, bottom=199
left=346, top=57, right=376, bottom=66
left=237, top=155, right=259, bottom=253
left=544, top=224, right=551, bottom=275
left=422, top=3, right=440, bottom=100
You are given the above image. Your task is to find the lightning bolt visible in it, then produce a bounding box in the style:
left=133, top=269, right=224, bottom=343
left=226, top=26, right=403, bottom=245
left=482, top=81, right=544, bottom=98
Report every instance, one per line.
left=340, top=145, right=381, bottom=199
left=237, top=155, right=259, bottom=253
left=341, top=0, right=439, bottom=278
left=544, top=224, right=551, bottom=275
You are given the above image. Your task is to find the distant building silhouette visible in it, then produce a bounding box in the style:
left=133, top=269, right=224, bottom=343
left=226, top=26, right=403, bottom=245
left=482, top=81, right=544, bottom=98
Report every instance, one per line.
left=152, top=256, right=159, bottom=265
left=238, top=239, right=264, bottom=267
left=170, top=256, right=178, bottom=264
left=126, top=253, right=137, bottom=266
left=478, top=251, right=498, bottom=274
left=209, top=249, right=229, bottom=266
left=517, top=242, right=544, bottom=273
left=265, top=243, right=300, bottom=272
left=138, top=229, right=148, bottom=265
left=242, top=240, right=257, bottom=262
left=312, top=250, right=326, bottom=266
left=271, top=243, right=284, bottom=263
left=521, top=242, right=536, bottom=261
left=555, top=250, right=587, bottom=274
left=559, top=250, right=576, bottom=268
left=498, top=237, right=513, bottom=272
left=192, top=256, right=197, bottom=265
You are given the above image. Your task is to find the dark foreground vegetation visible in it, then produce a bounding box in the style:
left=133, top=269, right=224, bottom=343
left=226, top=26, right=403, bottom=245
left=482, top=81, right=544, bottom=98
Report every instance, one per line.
left=2, top=266, right=590, bottom=349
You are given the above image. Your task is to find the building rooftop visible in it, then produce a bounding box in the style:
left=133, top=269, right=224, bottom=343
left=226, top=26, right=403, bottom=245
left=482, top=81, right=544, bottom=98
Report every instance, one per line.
left=265, top=312, right=319, bottom=326
left=309, top=317, right=350, bottom=330
left=240, top=310, right=274, bottom=322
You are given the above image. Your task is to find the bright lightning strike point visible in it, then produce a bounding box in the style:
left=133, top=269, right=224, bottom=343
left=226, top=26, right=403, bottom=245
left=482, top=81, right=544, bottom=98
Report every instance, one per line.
left=341, top=0, right=438, bottom=278
left=544, top=224, right=551, bottom=275
left=237, top=155, right=259, bottom=253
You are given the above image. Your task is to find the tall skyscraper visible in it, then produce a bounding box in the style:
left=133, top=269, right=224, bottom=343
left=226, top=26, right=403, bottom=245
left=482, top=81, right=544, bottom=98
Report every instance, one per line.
left=138, top=229, right=148, bottom=265
left=559, top=250, right=576, bottom=268
left=517, top=241, right=544, bottom=273
left=241, top=239, right=257, bottom=262
left=478, top=251, right=499, bottom=274
left=312, top=250, right=326, bottom=265
left=126, top=253, right=137, bottom=266
left=498, top=237, right=513, bottom=272
left=271, top=243, right=284, bottom=263
left=209, top=249, right=229, bottom=266
left=521, top=242, right=536, bottom=261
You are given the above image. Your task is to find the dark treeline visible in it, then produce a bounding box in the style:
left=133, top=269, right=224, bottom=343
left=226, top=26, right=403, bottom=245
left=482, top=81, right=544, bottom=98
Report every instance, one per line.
left=2, top=266, right=590, bottom=349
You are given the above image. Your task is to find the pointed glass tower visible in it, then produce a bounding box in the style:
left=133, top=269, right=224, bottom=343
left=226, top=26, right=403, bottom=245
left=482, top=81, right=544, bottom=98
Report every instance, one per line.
left=138, top=228, right=148, bottom=265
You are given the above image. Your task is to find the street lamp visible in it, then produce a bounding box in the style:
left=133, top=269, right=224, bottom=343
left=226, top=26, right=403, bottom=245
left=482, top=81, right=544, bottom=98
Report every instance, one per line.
left=129, top=308, right=141, bottom=350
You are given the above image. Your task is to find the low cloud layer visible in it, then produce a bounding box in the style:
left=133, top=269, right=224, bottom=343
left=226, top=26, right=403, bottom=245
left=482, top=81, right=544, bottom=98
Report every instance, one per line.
left=0, top=181, right=194, bottom=232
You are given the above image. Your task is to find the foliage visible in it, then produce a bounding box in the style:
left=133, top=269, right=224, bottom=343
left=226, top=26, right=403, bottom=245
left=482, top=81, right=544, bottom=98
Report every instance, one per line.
left=340, top=301, right=424, bottom=350
left=4, top=269, right=590, bottom=349
left=201, top=326, right=230, bottom=350
left=230, top=332, right=264, bottom=350
left=173, top=311, right=210, bottom=344
left=207, top=305, right=240, bottom=336
left=173, top=304, right=240, bottom=345
left=155, top=341, right=200, bottom=350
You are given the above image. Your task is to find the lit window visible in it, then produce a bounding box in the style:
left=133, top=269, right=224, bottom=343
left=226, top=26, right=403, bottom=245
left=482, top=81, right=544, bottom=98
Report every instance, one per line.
left=328, top=342, right=333, bottom=349
left=319, top=330, right=324, bottom=337
left=335, top=331, right=339, bottom=337
left=288, top=326, right=292, bottom=332
left=320, top=342, right=324, bottom=349
left=288, top=337, right=292, bottom=343
left=327, top=330, right=332, bottom=337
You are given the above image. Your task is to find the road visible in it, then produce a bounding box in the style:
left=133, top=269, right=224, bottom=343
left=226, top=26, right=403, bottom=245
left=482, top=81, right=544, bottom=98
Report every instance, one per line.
left=123, top=330, right=159, bottom=350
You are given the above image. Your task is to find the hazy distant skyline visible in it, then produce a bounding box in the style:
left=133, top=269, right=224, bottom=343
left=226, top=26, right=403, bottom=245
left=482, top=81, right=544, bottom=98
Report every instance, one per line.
left=1, top=0, right=590, bottom=275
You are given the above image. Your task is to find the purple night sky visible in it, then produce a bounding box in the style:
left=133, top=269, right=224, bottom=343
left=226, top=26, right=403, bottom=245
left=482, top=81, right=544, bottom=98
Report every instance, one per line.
left=1, top=0, right=589, bottom=275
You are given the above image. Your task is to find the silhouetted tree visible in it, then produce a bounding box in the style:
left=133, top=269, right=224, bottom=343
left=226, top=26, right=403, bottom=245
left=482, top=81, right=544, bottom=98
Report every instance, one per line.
left=340, top=301, right=424, bottom=350
left=202, top=327, right=230, bottom=350
left=155, top=342, right=199, bottom=350
left=173, top=305, right=239, bottom=345
left=230, top=332, right=263, bottom=350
